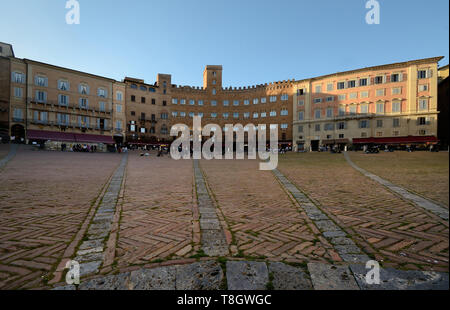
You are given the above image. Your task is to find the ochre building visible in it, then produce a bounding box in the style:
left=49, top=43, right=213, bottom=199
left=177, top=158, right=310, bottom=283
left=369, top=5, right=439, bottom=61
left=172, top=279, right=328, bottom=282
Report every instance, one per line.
left=0, top=42, right=445, bottom=151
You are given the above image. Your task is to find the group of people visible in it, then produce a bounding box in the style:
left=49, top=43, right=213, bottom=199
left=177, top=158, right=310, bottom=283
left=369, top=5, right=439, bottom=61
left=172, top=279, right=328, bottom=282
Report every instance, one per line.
left=63, top=143, right=97, bottom=153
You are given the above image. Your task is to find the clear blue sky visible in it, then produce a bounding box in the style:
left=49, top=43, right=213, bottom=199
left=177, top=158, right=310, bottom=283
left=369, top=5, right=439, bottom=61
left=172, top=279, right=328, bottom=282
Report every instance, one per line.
left=1, top=0, right=448, bottom=87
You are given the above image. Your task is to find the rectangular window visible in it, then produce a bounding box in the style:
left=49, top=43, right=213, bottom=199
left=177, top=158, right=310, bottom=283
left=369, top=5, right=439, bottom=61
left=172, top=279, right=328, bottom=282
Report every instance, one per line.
left=79, top=98, right=88, bottom=109
left=315, top=109, right=321, bottom=119
left=281, top=94, right=289, bottom=101
left=418, top=70, right=427, bottom=79
left=315, top=124, right=321, bottom=132
left=98, top=88, right=107, bottom=98
left=376, top=89, right=385, bottom=96
left=327, top=83, right=333, bottom=91
left=338, top=106, right=345, bottom=116
left=376, top=103, right=385, bottom=114
left=298, top=100, right=304, bottom=106
left=359, top=78, right=368, bottom=86
left=14, top=87, right=23, bottom=98
left=348, top=80, right=356, bottom=88
left=172, top=98, right=178, bottom=104
left=326, top=108, right=333, bottom=118
left=376, top=120, right=383, bottom=128
left=36, top=90, right=47, bottom=103
left=13, top=108, right=23, bottom=120
left=392, top=101, right=401, bottom=113
left=131, top=95, right=136, bottom=102
left=198, top=100, right=204, bottom=106
left=360, top=104, right=368, bottom=114
left=12, top=72, right=25, bottom=84
left=180, top=99, right=186, bottom=105
left=261, top=112, right=267, bottom=118
left=180, top=112, right=186, bottom=117
left=418, top=99, right=428, bottom=110
left=391, top=74, right=399, bottom=82
left=172, top=111, right=178, bottom=117
left=349, top=105, right=357, bottom=115
left=211, top=113, right=217, bottom=118
left=223, top=100, right=229, bottom=106
left=360, top=91, right=369, bottom=98
left=211, top=100, right=217, bottom=106
left=374, top=76, right=383, bottom=84
left=338, top=94, right=346, bottom=101
left=269, top=96, right=277, bottom=102
left=280, top=109, right=288, bottom=116
left=393, top=118, right=400, bottom=127
left=58, top=80, right=69, bottom=91
left=338, top=122, right=346, bottom=130
left=59, top=94, right=68, bottom=106
left=359, top=120, right=369, bottom=128
left=418, top=84, right=428, bottom=92
left=315, top=85, right=322, bottom=93
left=313, top=98, right=322, bottom=104
left=281, top=123, right=288, bottom=129
left=261, top=97, right=267, bottom=103
left=141, top=97, right=146, bottom=104
left=233, top=100, right=239, bottom=106
left=223, top=113, right=229, bottom=119
left=189, top=99, right=195, bottom=105
left=326, top=96, right=334, bottom=102
left=298, top=111, right=304, bottom=120
left=418, top=117, right=426, bottom=125
left=253, top=112, right=259, bottom=118
left=298, top=125, right=303, bottom=133
left=233, top=112, right=239, bottom=119
left=392, top=87, right=401, bottom=95
left=116, top=92, right=123, bottom=101
left=349, top=92, right=357, bottom=99
left=270, top=110, right=277, bottom=117
left=337, top=82, right=345, bottom=90
left=35, top=76, right=48, bottom=87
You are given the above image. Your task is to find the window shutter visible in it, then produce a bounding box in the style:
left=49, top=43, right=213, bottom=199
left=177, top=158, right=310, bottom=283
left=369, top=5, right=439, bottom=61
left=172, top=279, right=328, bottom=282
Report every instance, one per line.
left=399, top=73, right=403, bottom=82
left=44, top=92, right=47, bottom=102
left=104, top=119, right=108, bottom=129
left=383, top=75, right=387, bottom=84
left=427, top=69, right=432, bottom=78
left=34, top=111, right=38, bottom=120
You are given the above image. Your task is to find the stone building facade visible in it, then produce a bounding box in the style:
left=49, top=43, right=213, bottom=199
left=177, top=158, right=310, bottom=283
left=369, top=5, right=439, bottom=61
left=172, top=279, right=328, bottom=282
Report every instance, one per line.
left=0, top=42, right=445, bottom=151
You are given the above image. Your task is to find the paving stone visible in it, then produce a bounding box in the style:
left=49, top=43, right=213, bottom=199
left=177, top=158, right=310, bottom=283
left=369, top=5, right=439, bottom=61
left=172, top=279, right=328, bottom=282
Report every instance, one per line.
left=74, top=252, right=104, bottom=263
left=268, top=262, right=313, bottom=290
left=350, top=264, right=450, bottom=290
left=314, top=220, right=341, bottom=232
left=335, top=245, right=362, bottom=254
left=307, top=263, right=359, bottom=290
left=226, top=261, right=269, bottom=290
left=78, top=273, right=130, bottom=290
left=79, top=261, right=102, bottom=277
left=88, top=222, right=111, bottom=232
left=129, top=267, right=176, bottom=290
left=330, top=237, right=356, bottom=246
left=77, top=247, right=103, bottom=256
left=200, top=218, right=221, bottom=230
left=323, top=231, right=347, bottom=238
left=79, top=239, right=104, bottom=250
left=340, top=254, right=371, bottom=264
left=176, top=261, right=223, bottom=290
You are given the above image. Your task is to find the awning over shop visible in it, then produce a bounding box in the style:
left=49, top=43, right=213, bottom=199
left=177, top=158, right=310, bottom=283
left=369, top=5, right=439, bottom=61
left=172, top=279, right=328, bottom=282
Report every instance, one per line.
left=322, top=139, right=350, bottom=145
left=27, top=130, right=114, bottom=144
left=353, top=135, right=438, bottom=144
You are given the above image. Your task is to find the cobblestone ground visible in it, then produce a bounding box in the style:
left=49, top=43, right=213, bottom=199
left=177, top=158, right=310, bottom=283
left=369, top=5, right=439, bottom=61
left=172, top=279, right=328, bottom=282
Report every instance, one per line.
left=0, top=149, right=121, bottom=289
left=115, top=152, right=194, bottom=269
left=200, top=159, right=337, bottom=263
left=278, top=153, right=449, bottom=271
left=349, top=151, right=449, bottom=207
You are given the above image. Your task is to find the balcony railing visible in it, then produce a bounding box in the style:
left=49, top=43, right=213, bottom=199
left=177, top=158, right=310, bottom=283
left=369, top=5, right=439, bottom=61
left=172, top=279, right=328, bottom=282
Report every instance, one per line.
left=27, top=98, right=112, bottom=114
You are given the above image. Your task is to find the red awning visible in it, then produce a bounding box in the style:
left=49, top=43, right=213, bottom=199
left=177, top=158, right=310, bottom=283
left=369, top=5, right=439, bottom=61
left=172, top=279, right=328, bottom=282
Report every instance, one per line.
left=353, top=136, right=438, bottom=144
left=27, top=130, right=114, bottom=144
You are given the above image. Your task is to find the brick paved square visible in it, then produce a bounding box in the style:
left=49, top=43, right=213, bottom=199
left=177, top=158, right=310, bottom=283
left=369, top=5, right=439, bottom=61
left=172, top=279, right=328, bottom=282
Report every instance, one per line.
left=349, top=152, right=449, bottom=207
left=0, top=148, right=121, bottom=289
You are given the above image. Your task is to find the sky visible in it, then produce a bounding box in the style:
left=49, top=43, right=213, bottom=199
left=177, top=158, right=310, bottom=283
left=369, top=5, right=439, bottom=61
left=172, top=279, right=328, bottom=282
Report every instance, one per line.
left=1, top=0, right=448, bottom=87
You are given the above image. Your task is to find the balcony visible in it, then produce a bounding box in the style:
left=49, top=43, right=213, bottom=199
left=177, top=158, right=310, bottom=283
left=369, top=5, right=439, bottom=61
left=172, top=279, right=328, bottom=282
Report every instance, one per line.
left=27, top=98, right=112, bottom=114
left=12, top=117, right=25, bottom=123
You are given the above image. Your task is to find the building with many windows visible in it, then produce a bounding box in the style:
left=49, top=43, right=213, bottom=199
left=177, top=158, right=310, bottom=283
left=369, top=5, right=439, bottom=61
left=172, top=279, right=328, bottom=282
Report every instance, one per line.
left=292, top=57, right=443, bottom=151
left=0, top=42, right=445, bottom=151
